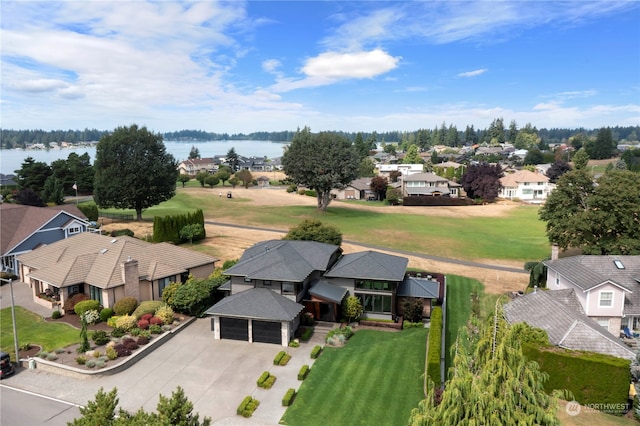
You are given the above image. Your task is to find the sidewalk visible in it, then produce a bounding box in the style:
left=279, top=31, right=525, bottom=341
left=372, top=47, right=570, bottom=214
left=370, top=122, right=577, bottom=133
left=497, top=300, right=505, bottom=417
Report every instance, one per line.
left=0, top=280, right=51, bottom=318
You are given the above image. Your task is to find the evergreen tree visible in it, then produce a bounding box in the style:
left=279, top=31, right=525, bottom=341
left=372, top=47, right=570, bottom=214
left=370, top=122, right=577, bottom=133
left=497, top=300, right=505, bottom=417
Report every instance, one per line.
left=403, top=145, right=423, bottom=164
left=508, top=120, right=519, bottom=144
left=589, top=127, right=615, bottom=160
left=572, top=148, right=590, bottom=170
left=15, top=157, right=52, bottom=193
left=188, top=145, right=200, bottom=159
left=226, top=147, right=239, bottom=171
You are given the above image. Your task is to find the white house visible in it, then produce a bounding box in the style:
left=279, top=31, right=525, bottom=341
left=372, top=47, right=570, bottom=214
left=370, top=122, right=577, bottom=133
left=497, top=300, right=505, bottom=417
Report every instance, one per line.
left=499, top=169, right=553, bottom=201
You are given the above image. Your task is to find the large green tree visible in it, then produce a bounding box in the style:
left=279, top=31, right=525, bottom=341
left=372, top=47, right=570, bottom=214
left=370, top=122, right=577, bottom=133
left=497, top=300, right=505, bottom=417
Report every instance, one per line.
left=94, top=125, right=178, bottom=220
left=539, top=169, right=640, bottom=254
left=15, top=156, right=52, bottom=194
left=282, top=127, right=359, bottom=210
left=460, top=163, right=503, bottom=202
left=283, top=219, right=342, bottom=245
left=587, top=127, right=615, bottom=160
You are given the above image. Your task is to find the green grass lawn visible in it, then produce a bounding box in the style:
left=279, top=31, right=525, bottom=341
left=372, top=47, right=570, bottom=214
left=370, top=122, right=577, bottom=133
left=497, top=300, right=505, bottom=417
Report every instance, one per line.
left=96, top=188, right=549, bottom=262
left=280, top=328, right=427, bottom=426
left=0, top=306, right=80, bottom=358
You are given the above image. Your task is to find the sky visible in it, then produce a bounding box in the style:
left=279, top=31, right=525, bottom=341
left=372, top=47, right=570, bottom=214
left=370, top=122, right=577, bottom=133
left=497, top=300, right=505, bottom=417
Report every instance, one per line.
left=1, top=1, right=639, bottom=134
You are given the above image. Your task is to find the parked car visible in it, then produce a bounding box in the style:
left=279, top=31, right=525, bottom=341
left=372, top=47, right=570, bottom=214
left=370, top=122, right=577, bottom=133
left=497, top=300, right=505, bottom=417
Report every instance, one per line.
left=0, top=351, right=15, bottom=379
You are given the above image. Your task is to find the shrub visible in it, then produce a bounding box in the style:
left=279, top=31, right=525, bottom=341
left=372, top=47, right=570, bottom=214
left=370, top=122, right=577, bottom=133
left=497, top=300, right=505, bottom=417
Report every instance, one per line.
left=300, top=327, right=313, bottom=342
left=325, top=326, right=354, bottom=345
left=137, top=319, right=149, bottom=330
left=46, top=353, right=58, bottom=361
left=237, top=396, right=260, bottom=418
left=82, top=309, right=100, bottom=325
left=149, top=316, right=163, bottom=326
left=129, top=327, right=142, bottom=336
left=273, top=351, right=286, bottom=365
left=107, top=316, right=120, bottom=328
left=110, top=327, right=126, bottom=338
left=75, top=356, right=87, bottom=365
left=289, top=340, right=300, bottom=348
left=37, top=351, right=49, bottom=359
left=95, top=359, right=107, bottom=369
left=137, top=336, right=149, bottom=345
left=138, top=329, right=151, bottom=339
left=298, top=364, right=310, bottom=380
left=20, top=342, right=31, bottom=351
left=51, top=310, right=62, bottom=320
left=106, top=347, right=117, bottom=360
left=310, top=345, right=322, bottom=359
left=132, top=300, right=164, bottom=319
left=114, top=344, right=131, bottom=357
left=122, top=338, right=139, bottom=351
left=55, top=348, right=66, bottom=354
left=279, top=353, right=291, bottom=366
left=74, top=299, right=101, bottom=316
left=100, top=308, right=114, bottom=322
left=257, top=371, right=270, bottom=387
left=115, top=314, right=137, bottom=331
left=113, top=297, right=138, bottom=316
left=427, top=306, right=443, bottom=387
left=63, top=293, right=88, bottom=312
left=77, top=202, right=99, bottom=221
left=141, top=313, right=153, bottom=322
left=85, top=359, right=97, bottom=368
left=403, top=320, right=424, bottom=329
left=282, top=388, right=296, bottom=406
left=110, top=228, right=134, bottom=237
left=155, top=305, right=175, bottom=325
left=92, top=330, right=110, bottom=346
left=149, top=324, right=163, bottom=334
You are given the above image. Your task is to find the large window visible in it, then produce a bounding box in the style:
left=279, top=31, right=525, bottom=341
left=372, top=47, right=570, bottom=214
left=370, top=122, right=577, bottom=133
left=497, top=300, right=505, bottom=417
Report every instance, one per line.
left=89, top=285, right=103, bottom=305
left=357, top=293, right=392, bottom=314
left=356, top=280, right=392, bottom=291
left=599, top=291, right=613, bottom=308
left=158, top=277, right=172, bottom=297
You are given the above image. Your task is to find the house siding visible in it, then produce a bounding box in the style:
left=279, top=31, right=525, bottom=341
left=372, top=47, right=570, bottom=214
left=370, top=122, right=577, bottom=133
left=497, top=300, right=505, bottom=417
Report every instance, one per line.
left=189, top=263, right=215, bottom=279
left=586, top=283, right=625, bottom=317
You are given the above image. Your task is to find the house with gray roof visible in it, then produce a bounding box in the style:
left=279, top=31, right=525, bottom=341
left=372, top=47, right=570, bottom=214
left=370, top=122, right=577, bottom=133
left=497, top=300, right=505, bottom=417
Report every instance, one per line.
left=543, top=254, right=640, bottom=337
left=402, top=172, right=461, bottom=197
left=331, top=178, right=376, bottom=200
left=17, top=232, right=218, bottom=314
left=1, top=203, right=90, bottom=274
left=206, top=240, right=442, bottom=345
left=504, top=288, right=635, bottom=361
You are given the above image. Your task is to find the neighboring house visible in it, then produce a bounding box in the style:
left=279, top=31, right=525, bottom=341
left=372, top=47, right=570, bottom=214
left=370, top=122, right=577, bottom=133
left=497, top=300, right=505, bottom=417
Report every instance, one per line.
left=177, top=158, right=219, bottom=176
left=1, top=204, right=90, bottom=274
left=206, top=240, right=442, bottom=345
left=504, top=288, right=635, bottom=361
left=378, top=164, right=423, bottom=178
left=402, top=172, right=461, bottom=197
left=543, top=254, right=640, bottom=337
left=17, top=232, right=218, bottom=314
left=331, top=178, right=376, bottom=200
left=256, top=176, right=270, bottom=187
left=498, top=169, right=552, bottom=201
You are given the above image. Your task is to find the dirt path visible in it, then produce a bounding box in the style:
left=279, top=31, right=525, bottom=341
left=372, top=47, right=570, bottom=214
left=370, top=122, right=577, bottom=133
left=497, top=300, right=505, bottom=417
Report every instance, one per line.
left=102, top=182, right=530, bottom=294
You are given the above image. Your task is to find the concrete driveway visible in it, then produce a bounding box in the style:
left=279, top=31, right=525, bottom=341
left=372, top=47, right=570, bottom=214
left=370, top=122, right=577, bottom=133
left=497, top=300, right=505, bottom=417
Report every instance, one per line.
left=1, top=282, right=329, bottom=425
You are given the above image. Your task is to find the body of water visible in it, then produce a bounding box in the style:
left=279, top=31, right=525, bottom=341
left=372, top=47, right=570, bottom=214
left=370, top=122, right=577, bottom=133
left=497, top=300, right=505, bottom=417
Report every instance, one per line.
left=0, top=140, right=289, bottom=175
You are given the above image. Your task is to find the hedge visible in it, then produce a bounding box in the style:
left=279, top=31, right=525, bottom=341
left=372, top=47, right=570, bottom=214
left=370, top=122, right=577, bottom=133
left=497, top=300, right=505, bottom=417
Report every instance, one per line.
left=74, top=299, right=101, bottom=316
left=257, top=371, right=270, bottom=387
left=310, top=345, right=323, bottom=359
left=77, top=202, right=99, bottom=221
left=298, top=364, right=310, bottom=380
left=237, top=396, right=260, bottom=418
left=257, top=372, right=277, bottom=389
left=153, top=209, right=205, bottom=244
left=300, top=327, right=314, bottom=341
left=523, top=344, right=630, bottom=409
left=282, top=388, right=296, bottom=406
left=426, top=306, right=443, bottom=387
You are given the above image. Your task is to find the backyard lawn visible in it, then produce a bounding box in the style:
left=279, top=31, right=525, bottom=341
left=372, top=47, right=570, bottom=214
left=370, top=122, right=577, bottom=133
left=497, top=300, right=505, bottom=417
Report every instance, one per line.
left=280, top=328, right=427, bottom=426
left=0, top=306, right=80, bottom=358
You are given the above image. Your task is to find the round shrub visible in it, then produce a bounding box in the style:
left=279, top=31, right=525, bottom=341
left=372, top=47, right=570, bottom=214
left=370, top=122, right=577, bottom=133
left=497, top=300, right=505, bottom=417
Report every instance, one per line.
left=64, top=293, right=89, bottom=312
left=51, top=310, right=62, bottom=320
left=107, top=316, right=120, bottom=328
left=110, top=327, right=126, bottom=338
left=115, top=314, right=137, bottom=331
left=110, top=228, right=134, bottom=237
left=82, top=309, right=101, bottom=325
left=92, top=330, right=110, bottom=346
left=141, top=313, right=153, bottom=322
left=137, top=336, right=149, bottom=345
left=149, top=324, right=163, bottom=334
left=133, top=300, right=164, bottom=319
left=106, top=347, right=118, bottom=360
left=149, top=317, right=163, bottom=326
left=75, top=356, right=87, bottom=365
left=74, top=299, right=101, bottom=316
left=95, top=360, right=107, bottom=369
left=137, top=319, right=149, bottom=330
left=129, top=327, right=142, bottom=336
left=46, top=353, right=58, bottom=361
left=85, top=359, right=97, bottom=368
left=113, top=297, right=138, bottom=316
left=154, top=305, right=175, bottom=325
left=100, top=308, right=114, bottom=322
left=122, top=338, right=139, bottom=351
left=114, top=344, right=131, bottom=357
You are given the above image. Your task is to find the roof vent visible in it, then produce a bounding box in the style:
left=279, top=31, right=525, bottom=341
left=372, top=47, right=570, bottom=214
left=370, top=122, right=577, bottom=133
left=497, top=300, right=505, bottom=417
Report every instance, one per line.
left=100, top=248, right=108, bottom=254
left=110, top=238, right=117, bottom=244
left=614, top=260, right=625, bottom=269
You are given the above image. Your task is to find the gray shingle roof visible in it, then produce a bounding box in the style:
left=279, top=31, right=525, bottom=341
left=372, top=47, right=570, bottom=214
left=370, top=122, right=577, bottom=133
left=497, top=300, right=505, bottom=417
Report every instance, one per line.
left=397, top=277, right=440, bottom=298
left=224, top=240, right=341, bottom=281
left=543, top=255, right=640, bottom=315
left=323, top=250, right=407, bottom=281
left=205, top=288, right=304, bottom=321
left=503, top=289, right=635, bottom=360
left=309, top=280, right=348, bottom=304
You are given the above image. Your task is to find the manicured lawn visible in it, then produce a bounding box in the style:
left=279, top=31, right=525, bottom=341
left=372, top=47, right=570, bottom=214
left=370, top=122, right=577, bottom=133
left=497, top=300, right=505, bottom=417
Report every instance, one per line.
left=280, top=328, right=427, bottom=426
left=97, top=188, right=549, bottom=262
left=0, top=307, right=80, bottom=358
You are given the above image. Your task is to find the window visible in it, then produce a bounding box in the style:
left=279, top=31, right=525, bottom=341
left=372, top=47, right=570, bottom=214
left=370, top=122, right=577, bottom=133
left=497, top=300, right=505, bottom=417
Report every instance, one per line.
left=158, top=277, right=172, bottom=297
left=68, top=226, right=81, bottom=235
left=89, top=285, right=102, bottom=305
left=599, top=291, right=613, bottom=308
left=356, top=280, right=392, bottom=292
left=244, top=277, right=252, bottom=283
left=282, top=282, right=295, bottom=294
left=262, top=280, right=272, bottom=286
left=357, top=293, right=393, bottom=314
left=596, top=318, right=609, bottom=328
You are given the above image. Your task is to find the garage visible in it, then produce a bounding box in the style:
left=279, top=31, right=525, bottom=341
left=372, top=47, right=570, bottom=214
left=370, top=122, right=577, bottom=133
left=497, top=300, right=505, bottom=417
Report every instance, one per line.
left=219, top=317, right=248, bottom=341
left=252, top=321, right=281, bottom=344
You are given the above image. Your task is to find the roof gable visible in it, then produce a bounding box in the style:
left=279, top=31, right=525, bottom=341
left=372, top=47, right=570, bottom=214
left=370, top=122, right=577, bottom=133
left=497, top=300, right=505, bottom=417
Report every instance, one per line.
left=205, top=288, right=304, bottom=321
left=324, top=250, right=407, bottom=281
left=544, top=255, right=640, bottom=292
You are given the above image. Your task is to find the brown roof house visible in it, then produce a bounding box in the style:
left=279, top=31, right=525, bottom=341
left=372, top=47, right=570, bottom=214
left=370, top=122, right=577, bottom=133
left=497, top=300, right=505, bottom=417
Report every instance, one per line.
left=17, top=232, right=218, bottom=314
left=498, top=169, right=553, bottom=202
left=1, top=203, right=90, bottom=274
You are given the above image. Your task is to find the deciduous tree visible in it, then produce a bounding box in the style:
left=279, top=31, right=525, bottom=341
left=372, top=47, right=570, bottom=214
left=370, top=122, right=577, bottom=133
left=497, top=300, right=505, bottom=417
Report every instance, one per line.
left=94, top=125, right=178, bottom=220
left=282, top=127, right=359, bottom=210
left=235, top=169, right=252, bottom=188
left=460, top=163, right=503, bottom=202
left=545, top=160, right=572, bottom=183
left=283, top=219, right=342, bottom=246
left=369, top=176, right=388, bottom=200
left=178, top=174, right=191, bottom=188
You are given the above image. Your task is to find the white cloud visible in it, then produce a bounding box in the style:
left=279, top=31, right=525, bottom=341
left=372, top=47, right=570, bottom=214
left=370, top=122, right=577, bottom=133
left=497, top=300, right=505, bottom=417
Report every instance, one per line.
left=262, top=59, right=281, bottom=74
left=11, top=78, right=68, bottom=93
left=457, top=68, right=487, bottom=78
left=302, top=49, right=400, bottom=79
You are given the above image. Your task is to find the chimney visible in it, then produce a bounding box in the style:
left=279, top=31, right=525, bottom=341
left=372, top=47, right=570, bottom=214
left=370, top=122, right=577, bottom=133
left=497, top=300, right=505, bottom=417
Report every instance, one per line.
left=121, top=257, right=140, bottom=302
left=551, top=244, right=559, bottom=261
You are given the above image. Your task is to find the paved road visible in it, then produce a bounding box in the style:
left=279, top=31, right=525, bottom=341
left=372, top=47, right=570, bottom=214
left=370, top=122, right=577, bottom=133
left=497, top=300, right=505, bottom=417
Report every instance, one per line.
left=0, top=386, right=81, bottom=425
left=206, top=220, right=528, bottom=275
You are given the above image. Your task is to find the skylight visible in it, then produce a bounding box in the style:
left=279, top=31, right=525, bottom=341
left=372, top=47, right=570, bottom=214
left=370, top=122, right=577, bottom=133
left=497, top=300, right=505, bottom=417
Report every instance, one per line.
left=614, top=260, right=625, bottom=269
left=100, top=248, right=108, bottom=254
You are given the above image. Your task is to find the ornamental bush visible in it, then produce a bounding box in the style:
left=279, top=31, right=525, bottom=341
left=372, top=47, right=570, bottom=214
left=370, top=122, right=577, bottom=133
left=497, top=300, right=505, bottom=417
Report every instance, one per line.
left=282, top=388, right=296, bottom=406
left=52, top=310, right=62, bottom=320
left=113, top=297, right=138, bottom=316
left=426, top=306, right=443, bottom=387
left=115, top=314, right=137, bottom=331
left=149, top=324, right=163, bottom=334
left=137, top=319, right=149, bottom=330
left=74, top=299, right=101, bottom=316
left=63, top=293, right=88, bottom=312
left=82, top=309, right=100, bottom=325
left=310, top=345, right=322, bottom=359
left=92, top=330, right=110, bottom=346
left=132, top=300, right=164, bottom=319
left=100, top=308, right=114, bottom=322
left=106, top=347, right=117, bottom=360
left=298, top=365, right=310, bottom=380
left=149, top=316, right=163, bottom=326
left=237, top=396, right=259, bottom=418
left=273, top=351, right=286, bottom=365
left=257, top=371, right=270, bottom=387
left=154, top=305, right=175, bottom=325
left=141, top=313, right=153, bottom=322
left=137, top=335, right=149, bottom=345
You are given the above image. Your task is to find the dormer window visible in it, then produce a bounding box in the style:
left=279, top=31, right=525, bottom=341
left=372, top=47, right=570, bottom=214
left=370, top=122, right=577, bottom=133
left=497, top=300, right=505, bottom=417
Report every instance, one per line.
left=614, top=260, right=625, bottom=269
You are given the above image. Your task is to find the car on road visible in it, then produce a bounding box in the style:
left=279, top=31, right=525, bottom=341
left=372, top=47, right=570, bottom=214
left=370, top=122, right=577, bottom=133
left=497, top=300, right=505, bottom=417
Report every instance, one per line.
left=0, top=351, right=16, bottom=379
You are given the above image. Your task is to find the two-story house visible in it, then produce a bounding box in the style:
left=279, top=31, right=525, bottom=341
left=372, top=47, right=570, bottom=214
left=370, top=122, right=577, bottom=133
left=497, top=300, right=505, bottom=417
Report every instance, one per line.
left=498, top=169, right=553, bottom=201
left=543, top=253, right=640, bottom=337
left=177, top=158, right=219, bottom=177
left=402, top=172, right=460, bottom=197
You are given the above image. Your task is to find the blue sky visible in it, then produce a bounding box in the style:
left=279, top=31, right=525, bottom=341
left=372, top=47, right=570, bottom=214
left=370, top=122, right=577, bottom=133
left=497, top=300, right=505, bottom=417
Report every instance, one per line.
left=1, top=1, right=639, bottom=134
